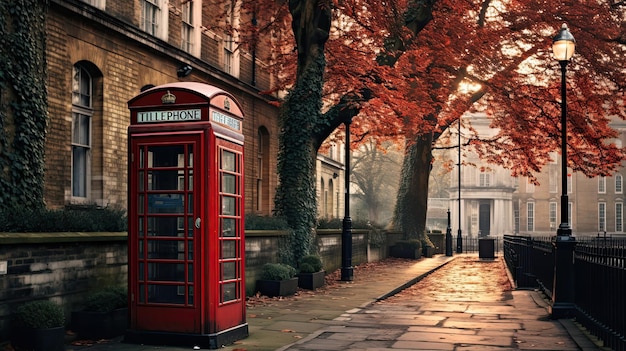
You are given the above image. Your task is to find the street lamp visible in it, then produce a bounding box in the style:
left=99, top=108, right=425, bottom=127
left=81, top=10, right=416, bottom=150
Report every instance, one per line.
left=456, top=117, right=463, bottom=253
left=341, top=118, right=354, bottom=281
left=550, top=23, right=577, bottom=319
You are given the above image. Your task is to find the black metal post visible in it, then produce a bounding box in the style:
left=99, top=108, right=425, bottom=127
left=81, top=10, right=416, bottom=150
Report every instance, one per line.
left=550, top=59, right=576, bottom=319
left=445, top=209, right=453, bottom=256
left=341, top=119, right=354, bottom=281
left=456, top=118, right=463, bottom=253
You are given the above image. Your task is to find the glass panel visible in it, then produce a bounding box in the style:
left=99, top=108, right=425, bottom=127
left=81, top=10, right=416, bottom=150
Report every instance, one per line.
left=188, top=241, right=194, bottom=259
left=139, top=147, right=144, bottom=167
left=139, top=262, right=144, bottom=281
left=221, top=240, right=236, bottom=258
left=138, top=195, right=144, bottom=214
left=222, top=261, right=236, bottom=280
left=148, top=170, right=181, bottom=191
left=139, top=284, right=145, bottom=303
left=139, top=241, right=144, bottom=258
left=222, top=174, right=236, bottom=194
left=148, top=194, right=184, bottom=213
left=148, top=262, right=185, bottom=282
left=148, top=145, right=185, bottom=167
left=221, top=218, right=236, bottom=237
left=138, top=217, right=144, bottom=236
left=148, top=240, right=181, bottom=259
left=222, top=151, right=236, bottom=171
left=188, top=174, right=193, bottom=190
left=138, top=171, right=144, bottom=191
left=187, top=217, right=194, bottom=237
left=188, top=263, right=194, bottom=282
left=222, top=196, right=235, bottom=215
left=147, top=285, right=185, bottom=304
left=187, top=194, right=193, bottom=213
left=222, top=282, right=236, bottom=302
left=188, top=286, right=194, bottom=304
left=147, top=217, right=179, bottom=237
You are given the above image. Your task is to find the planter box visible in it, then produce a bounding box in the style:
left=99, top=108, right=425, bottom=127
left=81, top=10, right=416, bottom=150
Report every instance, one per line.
left=72, top=307, right=128, bottom=340
left=256, top=277, right=298, bottom=297
left=297, top=271, right=325, bottom=290
left=389, top=245, right=421, bottom=259
left=12, top=325, right=65, bottom=351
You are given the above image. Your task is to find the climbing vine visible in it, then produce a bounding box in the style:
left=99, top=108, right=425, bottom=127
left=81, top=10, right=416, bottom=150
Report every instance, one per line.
left=0, top=0, right=49, bottom=212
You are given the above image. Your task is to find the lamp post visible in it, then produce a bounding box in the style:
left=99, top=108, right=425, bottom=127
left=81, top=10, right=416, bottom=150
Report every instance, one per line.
left=341, top=118, right=354, bottom=281
left=550, top=23, right=577, bottom=319
left=456, top=117, right=463, bottom=253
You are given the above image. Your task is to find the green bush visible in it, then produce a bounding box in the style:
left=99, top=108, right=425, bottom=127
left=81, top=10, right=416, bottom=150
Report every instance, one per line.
left=395, top=239, right=422, bottom=250
left=0, top=206, right=126, bottom=232
left=298, top=255, right=323, bottom=273
left=260, top=263, right=296, bottom=281
left=83, top=286, right=127, bottom=312
left=317, top=218, right=372, bottom=229
left=14, top=300, right=65, bottom=329
left=245, top=214, right=289, bottom=230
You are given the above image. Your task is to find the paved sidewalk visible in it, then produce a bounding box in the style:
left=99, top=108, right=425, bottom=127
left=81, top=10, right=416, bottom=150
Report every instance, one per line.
left=64, top=254, right=604, bottom=351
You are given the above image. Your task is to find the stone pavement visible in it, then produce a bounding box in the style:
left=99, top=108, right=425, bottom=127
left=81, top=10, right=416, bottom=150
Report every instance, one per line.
left=64, top=254, right=605, bottom=351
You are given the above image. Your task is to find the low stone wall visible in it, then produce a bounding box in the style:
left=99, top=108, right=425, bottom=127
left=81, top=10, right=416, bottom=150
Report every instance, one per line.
left=0, top=228, right=389, bottom=342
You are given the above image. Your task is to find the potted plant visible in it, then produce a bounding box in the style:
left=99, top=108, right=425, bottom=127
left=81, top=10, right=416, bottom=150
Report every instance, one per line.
left=71, top=286, right=128, bottom=340
left=256, top=263, right=298, bottom=297
left=12, top=300, right=66, bottom=351
left=422, top=237, right=435, bottom=258
left=296, top=255, right=325, bottom=290
left=389, top=239, right=422, bottom=259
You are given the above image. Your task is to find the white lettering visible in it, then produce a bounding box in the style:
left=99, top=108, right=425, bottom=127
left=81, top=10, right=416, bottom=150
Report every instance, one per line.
left=211, top=111, right=241, bottom=131
left=137, top=109, right=201, bottom=123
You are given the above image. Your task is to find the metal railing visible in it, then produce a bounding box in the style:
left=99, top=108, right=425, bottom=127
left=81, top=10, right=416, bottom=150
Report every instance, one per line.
left=503, top=235, right=626, bottom=351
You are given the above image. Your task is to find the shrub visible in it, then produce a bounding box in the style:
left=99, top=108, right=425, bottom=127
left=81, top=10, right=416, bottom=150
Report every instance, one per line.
left=83, top=286, right=127, bottom=312
left=0, top=206, right=126, bottom=232
left=395, top=239, right=422, bottom=250
left=298, top=255, right=323, bottom=273
left=14, top=300, right=65, bottom=329
left=245, top=214, right=289, bottom=230
left=260, top=263, right=296, bottom=281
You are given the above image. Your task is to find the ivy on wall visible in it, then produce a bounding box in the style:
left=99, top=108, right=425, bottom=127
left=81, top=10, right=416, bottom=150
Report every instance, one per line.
left=0, top=0, right=49, bottom=212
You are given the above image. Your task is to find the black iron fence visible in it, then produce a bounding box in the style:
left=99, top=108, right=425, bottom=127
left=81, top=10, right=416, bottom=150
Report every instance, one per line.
left=503, top=235, right=626, bottom=351
left=460, top=236, right=502, bottom=254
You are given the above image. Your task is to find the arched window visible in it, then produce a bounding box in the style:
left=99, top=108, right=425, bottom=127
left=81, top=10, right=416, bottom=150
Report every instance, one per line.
left=71, top=64, right=93, bottom=198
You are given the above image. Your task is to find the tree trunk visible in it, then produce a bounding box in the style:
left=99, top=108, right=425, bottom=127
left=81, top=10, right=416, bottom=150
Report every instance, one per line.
left=394, top=134, right=433, bottom=241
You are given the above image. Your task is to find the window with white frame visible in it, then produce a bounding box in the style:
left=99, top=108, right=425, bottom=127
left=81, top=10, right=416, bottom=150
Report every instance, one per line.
left=71, top=65, right=93, bottom=199
left=549, top=202, right=557, bottom=231
left=181, top=0, right=201, bottom=56
left=598, top=202, right=606, bottom=232
left=598, top=176, right=606, bottom=194
left=616, top=202, right=623, bottom=232
left=549, top=167, right=558, bottom=193
left=479, top=172, right=490, bottom=187
left=223, top=0, right=240, bottom=77
left=616, top=174, right=623, bottom=194
left=527, top=202, right=534, bottom=232
left=81, top=0, right=105, bottom=9
left=141, top=0, right=168, bottom=39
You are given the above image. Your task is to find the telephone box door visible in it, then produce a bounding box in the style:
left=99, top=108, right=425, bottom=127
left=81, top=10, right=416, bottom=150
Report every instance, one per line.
left=129, top=133, right=203, bottom=333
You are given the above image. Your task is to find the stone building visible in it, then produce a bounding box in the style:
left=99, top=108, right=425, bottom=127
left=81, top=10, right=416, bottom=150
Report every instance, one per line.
left=41, top=0, right=346, bottom=218
left=449, top=112, right=626, bottom=238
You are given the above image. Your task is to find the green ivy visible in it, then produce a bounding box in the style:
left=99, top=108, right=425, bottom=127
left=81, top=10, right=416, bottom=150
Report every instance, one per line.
left=273, top=54, right=327, bottom=267
left=0, top=0, right=49, bottom=212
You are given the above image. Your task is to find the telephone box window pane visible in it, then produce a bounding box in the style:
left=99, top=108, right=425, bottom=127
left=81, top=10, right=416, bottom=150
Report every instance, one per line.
left=188, top=241, right=194, bottom=259
left=222, top=283, right=236, bottom=302
left=222, top=196, right=235, bottom=215
left=139, top=148, right=145, bottom=167
left=139, top=241, right=144, bottom=258
left=222, top=240, right=236, bottom=258
left=139, top=284, right=145, bottom=303
left=139, top=262, right=144, bottom=281
left=188, top=174, right=193, bottom=190
left=138, top=171, right=144, bottom=191
left=188, top=287, right=194, bottom=304
left=188, top=264, right=194, bottom=282
left=149, top=170, right=182, bottom=191
left=138, top=217, right=144, bottom=237
left=148, top=217, right=179, bottom=236
left=187, top=217, right=194, bottom=237
left=187, top=194, right=193, bottom=213
left=148, top=194, right=183, bottom=213
left=138, top=195, right=144, bottom=214
left=221, top=218, right=235, bottom=237
left=148, top=240, right=181, bottom=259
left=148, top=262, right=185, bottom=282
left=148, top=145, right=185, bottom=167
left=222, top=262, right=236, bottom=280
left=222, top=174, right=236, bottom=194
left=222, top=151, right=236, bottom=171
left=147, top=285, right=185, bottom=304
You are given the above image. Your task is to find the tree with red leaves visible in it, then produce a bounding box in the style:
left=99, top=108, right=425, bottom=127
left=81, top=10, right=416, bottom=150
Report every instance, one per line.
left=232, top=0, right=625, bottom=261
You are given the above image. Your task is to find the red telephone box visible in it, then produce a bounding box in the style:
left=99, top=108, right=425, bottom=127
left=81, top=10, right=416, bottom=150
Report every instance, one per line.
left=125, top=82, right=247, bottom=348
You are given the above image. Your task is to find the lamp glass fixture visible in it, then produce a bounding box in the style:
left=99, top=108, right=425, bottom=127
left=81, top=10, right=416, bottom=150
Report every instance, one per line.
left=552, top=23, right=576, bottom=61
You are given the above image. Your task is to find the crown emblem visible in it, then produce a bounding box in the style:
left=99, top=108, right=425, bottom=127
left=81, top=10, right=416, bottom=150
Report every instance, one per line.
left=224, top=98, right=231, bottom=111
left=161, top=90, right=176, bottom=104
